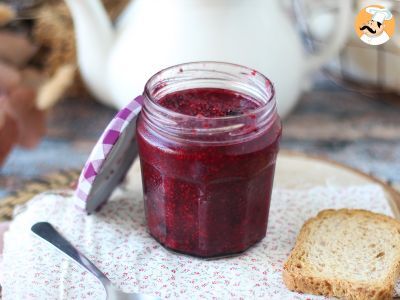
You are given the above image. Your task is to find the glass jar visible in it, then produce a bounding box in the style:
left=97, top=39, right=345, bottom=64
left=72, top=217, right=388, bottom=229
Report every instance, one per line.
left=136, top=62, right=281, bottom=258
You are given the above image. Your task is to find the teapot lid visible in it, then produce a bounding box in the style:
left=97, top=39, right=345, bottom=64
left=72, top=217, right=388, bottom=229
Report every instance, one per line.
left=75, top=96, right=144, bottom=213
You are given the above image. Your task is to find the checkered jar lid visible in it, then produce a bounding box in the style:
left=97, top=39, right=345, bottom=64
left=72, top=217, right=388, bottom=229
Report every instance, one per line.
left=75, top=96, right=144, bottom=213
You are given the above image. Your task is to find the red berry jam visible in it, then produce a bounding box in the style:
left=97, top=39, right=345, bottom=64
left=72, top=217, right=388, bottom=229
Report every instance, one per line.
left=159, top=88, right=260, bottom=117
left=136, top=62, right=281, bottom=258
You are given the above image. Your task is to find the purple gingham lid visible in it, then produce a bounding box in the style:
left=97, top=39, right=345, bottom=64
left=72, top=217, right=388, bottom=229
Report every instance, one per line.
left=75, top=96, right=144, bottom=213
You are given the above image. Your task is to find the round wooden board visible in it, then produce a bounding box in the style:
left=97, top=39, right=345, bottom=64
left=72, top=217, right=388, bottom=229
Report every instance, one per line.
left=1, top=150, right=399, bottom=221
left=275, top=150, right=400, bottom=219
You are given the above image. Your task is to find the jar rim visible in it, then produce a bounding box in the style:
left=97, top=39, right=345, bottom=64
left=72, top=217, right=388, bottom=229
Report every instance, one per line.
left=143, top=61, right=276, bottom=121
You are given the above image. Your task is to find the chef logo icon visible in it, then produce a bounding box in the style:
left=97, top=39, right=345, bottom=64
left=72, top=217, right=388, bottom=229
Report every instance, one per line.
left=355, top=5, right=395, bottom=46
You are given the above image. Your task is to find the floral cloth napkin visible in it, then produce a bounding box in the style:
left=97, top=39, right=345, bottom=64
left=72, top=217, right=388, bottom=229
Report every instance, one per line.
left=0, top=185, right=396, bottom=299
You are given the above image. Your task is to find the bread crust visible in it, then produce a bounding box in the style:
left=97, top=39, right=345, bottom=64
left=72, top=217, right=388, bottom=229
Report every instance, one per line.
left=283, top=209, right=400, bottom=300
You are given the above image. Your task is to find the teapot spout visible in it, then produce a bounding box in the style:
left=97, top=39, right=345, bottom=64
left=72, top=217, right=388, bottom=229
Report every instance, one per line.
left=64, top=0, right=115, bottom=106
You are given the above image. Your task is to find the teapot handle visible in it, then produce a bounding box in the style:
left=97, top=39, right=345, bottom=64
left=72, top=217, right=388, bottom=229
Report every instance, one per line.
left=305, top=0, right=352, bottom=74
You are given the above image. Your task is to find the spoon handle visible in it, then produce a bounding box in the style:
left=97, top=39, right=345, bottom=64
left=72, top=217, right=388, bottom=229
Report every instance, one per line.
left=31, top=222, right=110, bottom=286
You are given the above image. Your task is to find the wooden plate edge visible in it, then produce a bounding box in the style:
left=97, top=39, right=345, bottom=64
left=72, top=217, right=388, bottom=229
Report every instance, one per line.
left=280, top=149, right=400, bottom=219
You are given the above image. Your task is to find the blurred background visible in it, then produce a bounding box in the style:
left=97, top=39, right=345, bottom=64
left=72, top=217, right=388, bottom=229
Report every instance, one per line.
left=0, top=0, right=399, bottom=203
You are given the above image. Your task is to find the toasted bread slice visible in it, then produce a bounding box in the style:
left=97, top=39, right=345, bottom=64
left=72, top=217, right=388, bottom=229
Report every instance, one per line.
left=283, top=209, right=400, bottom=300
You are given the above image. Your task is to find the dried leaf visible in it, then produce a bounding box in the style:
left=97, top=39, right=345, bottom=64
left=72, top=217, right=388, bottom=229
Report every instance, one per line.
left=0, top=113, right=18, bottom=165
left=15, top=108, right=46, bottom=148
left=0, top=62, right=21, bottom=92
left=7, top=85, right=36, bottom=115
left=0, top=31, right=37, bottom=67
left=0, top=93, right=7, bottom=128
left=6, top=86, right=46, bottom=148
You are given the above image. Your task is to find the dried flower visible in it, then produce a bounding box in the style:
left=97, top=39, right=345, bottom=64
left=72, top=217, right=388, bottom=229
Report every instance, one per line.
left=0, top=31, right=46, bottom=165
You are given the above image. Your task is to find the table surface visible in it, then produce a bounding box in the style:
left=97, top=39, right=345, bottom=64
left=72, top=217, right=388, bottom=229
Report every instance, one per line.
left=1, top=74, right=400, bottom=197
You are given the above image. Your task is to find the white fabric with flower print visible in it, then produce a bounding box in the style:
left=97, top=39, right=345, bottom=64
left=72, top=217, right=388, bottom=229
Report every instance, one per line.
left=0, top=185, right=397, bottom=299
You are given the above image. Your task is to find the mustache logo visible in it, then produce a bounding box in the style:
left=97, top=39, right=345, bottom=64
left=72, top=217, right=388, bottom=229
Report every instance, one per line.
left=360, top=25, right=376, bottom=34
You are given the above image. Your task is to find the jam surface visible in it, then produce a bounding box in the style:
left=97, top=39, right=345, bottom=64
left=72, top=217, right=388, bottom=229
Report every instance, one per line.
left=158, top=88, right=260, bottom=117
left=137, top=88, right=281, bottom=258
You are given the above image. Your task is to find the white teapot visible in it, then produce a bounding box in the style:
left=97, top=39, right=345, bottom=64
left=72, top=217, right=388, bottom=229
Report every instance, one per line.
left=65, top=0, right=351, bottom=117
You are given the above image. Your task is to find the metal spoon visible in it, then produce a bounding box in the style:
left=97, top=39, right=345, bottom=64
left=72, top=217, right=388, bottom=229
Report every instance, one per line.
left=31, top=222, right=160, bottom=300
